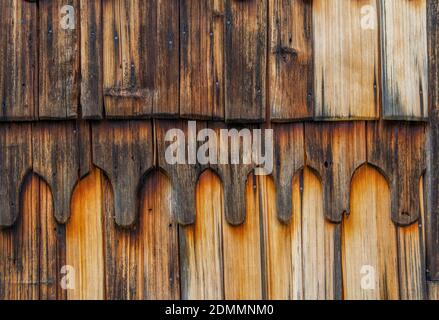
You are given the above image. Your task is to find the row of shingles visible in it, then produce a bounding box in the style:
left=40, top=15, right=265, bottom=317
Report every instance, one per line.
left=0, top=0, right=428, bottom=121
left=0, top=119, right=427, bottom=299
left=264, top=122, right=426, bottom=299
left=180, top=0, right=428, bottom=122
left=176, top=122, right=426, bottom=299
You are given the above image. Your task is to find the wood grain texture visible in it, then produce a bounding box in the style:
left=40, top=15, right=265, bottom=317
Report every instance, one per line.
left=80, top=0, right=103, bottom=119
left=225, top=0, right=266, bottom=122
left=272, top=123, right=304, bottom=223
left=180, top=0, right=224, bottom=119
left=33, top=122, right=91, bottom=224
left=397, top=223, right=427, bottom=299
left=210, top=122, right=256, bottom=225
left=380, top=0, right=428, bottom=120
left=426, top=0, right=439, bottom=281
left=67, top=169, right=105, bottom=300
left=262, top=169, right=340, bottom=300
left=269, top=0, right=313, bottom=121
left=305, top=122, right=366, bottom=223
left=366, top=121, right=426, bottom=226
left=428, top=282, right=439, bottom=300
left=103, top=0, right=179, bottom=118
left=104, top=170, right=180, bottom=299
left=222, top=173, right=262, bottom=299
left=0, top=123, right=32, bottom=227
left=0, top=175, right=65, bottom=300
left=300, top=169, right=341, bottom=300
left=262, top=174, right=300, bottom=299
left=156, top=120, right=207, bottom=225
left=39, top=0, right=79, bottom=119
left=0, top=0, right=37, bottom=120
left=179, top=170, right=224, bottom=299
left=313, top=0, right=379, bottom=119
left=92, top=121, right=154, bottom=227
left=343, top=165, right=399, bottom=300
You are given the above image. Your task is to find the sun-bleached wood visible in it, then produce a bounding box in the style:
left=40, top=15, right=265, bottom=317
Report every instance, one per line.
left=343, top=165, right=399, bottom=299
left=313, top=0, right=379, bottom=119
left=179, top=170, right=224, bottom=299
left=262, top=169, right=339, bottom=300
left=381, top=0, right=428, bottom=120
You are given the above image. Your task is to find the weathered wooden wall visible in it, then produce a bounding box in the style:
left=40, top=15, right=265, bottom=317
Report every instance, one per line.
left=0, top=0, right=437, bottom=300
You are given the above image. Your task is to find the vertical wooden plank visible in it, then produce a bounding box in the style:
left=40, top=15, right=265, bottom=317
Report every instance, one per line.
left=262, top=168, right=340, bottom=300
left=300, top=169, right=340, bottom=300
left=210, top=122, right=256, bottom=225
left=397, top=223, right=427, bottom=300
left=180, top=0, right=224, bottom=119
left=305, top=122, right=366, bottom=223
left=0, top=124, right=32, bottom=227
left=0, top=0, right=36, bottom=120
left=0, top=175, right=65, bottom=300
left=269, top=0, right=313, bottom=120
left=80, top=0, right=103, bottom=119
left=105, top=171, right=180, bottom=299
left=0, top=176, right=39, bottom=300
left=179, top=170, right=224, bottom=299
left=425, top=0, right=439, bottom=281
left=33, top=122, right=90, bottom=224
left=38, top=176, right=66, bottom=300
left=225, top=0, right=267, bottom=122
left=103, top=0, right=179, bottom=118
left=272, top=123, right=304, bottom=222
left=102, top=170, right=140, bottom=299
left=92, top=121, right=154, bottom=227
left=343, top=165, right=399, bottom=300
left=262, top=174, right=301, bottom=300
left=222, top=173, right=262, bottom=299
left=39, top=0, right=79, bottom=119
left=142, top=171, right=180, bottom=299
left=313, top=0, right=379, bottom=119
left=367, top=122, right=426, bottom=226
left=381, top=0, right=428, bottom=120
left=66, top=169, right=105, bottom=300
left=156, top=120, right=207, bottom=226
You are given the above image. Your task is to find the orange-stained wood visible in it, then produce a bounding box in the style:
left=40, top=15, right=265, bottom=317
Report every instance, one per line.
left=397, top=223, right=426, bottom=299
left=179, top=170, right=224, bottom=299
left=222, top=173, right=262, bottom=299
left=0, top=175, right=65, bottom=300
left=343, top=165, right=399, bottom=299
left=67, top=169, right=105, bottom=300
